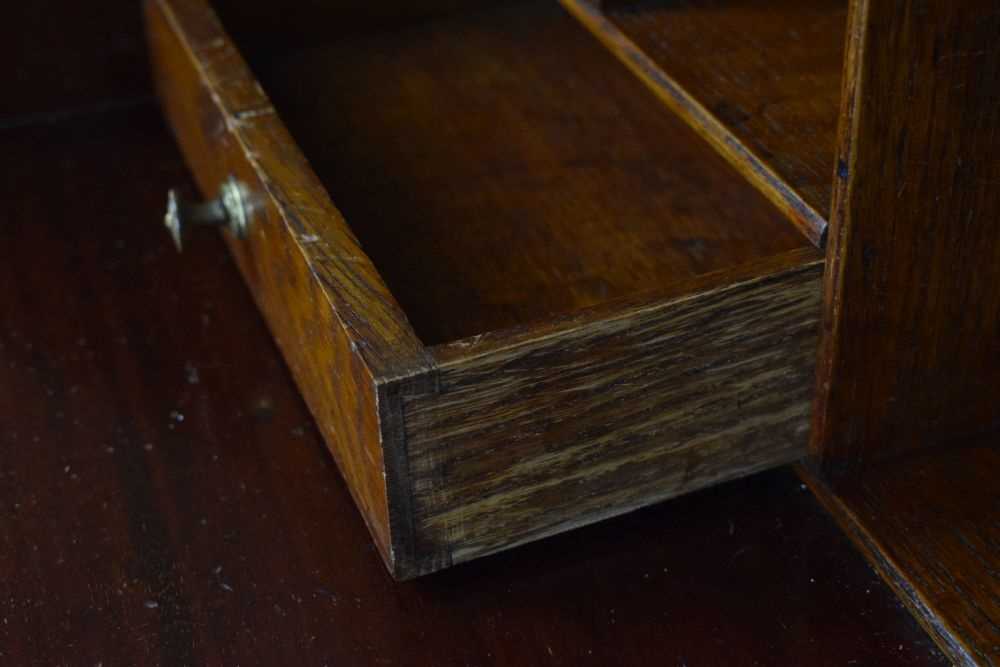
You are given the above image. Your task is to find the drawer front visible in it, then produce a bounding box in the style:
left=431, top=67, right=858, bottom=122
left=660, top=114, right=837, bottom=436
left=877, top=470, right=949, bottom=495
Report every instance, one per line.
left=145, top=0, right=432, bottom=567
left=402, top=254, right=822, bottom=573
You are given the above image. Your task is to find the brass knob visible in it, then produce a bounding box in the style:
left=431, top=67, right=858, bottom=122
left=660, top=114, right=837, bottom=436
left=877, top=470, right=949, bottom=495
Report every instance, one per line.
left=164, top=176, right=252, bottom=252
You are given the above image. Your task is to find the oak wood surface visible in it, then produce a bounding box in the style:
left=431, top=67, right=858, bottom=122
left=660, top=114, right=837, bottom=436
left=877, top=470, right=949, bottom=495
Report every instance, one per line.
left=811, top=0, right=1000, bottom=470
left=145, top=0, right=433, bottom=569
left=792, top=2, right=1000, bottom=662
left=255, top=1, right=811, bottom=345
left=146, top=0, right=428, bottom=381
left=402, top=250, right=822, bottom=572
left=560, top=0, right=846, bottom=246
left=152, top=0, right=830, bottom=577
left=801, top=440, right=1000, bottom=666
left=0, top=105, right=948, bottom=664
left=0, top=0, right=978, bottom=662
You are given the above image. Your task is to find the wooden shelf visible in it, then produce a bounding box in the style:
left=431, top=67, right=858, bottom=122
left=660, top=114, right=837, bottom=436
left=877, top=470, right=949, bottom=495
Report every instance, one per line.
left=801, top=441, right=1000, bottom=666
left=253, top=2, right=812, bottom=344
left=560, top=0, right=847, bottom=245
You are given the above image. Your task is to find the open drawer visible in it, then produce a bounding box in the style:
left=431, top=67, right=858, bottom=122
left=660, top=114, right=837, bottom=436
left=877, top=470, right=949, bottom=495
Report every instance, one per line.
left=146, top=0, right=824, bottom=578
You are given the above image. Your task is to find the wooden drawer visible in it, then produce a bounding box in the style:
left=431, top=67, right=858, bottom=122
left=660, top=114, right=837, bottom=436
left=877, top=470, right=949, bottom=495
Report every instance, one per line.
left=146, top=0, right=823, bottom=578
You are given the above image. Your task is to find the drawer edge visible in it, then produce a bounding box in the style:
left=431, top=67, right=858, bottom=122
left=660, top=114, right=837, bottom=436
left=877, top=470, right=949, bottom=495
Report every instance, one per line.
left=145, top=0, right=435, bottom=571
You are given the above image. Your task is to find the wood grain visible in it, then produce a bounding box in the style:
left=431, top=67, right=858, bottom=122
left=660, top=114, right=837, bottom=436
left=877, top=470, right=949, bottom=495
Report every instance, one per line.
left=399, top=250, right=823, bottom=574
left=145, top=0, right=433, bottom=569
left=152, top=0, right=831, bottom=577
left=811, top=0, right=1000, bottom=471
left=801, top=440, right=1000, bottom=666
left=257, top=1, right=810, bottom=345
left=560, top=0, right=846, bottom=246
left=0, top=2, right=967, bottom=661
left=0, top=103, right=945, bottom=663
left=742, top=1, right=1000, bottom=660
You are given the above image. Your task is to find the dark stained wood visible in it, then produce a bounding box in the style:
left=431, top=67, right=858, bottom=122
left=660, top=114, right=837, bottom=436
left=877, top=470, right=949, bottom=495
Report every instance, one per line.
left=2, top=0, right=151, bottom=123
left=145, top=0, right=433, bottom=569
left=3, top=0, right=988, bottom=660
left=0, top=106, right=948, bottom=664
left=402, top=249, right=822, bottom=572
left=150, top=0, right=824, bottom=577
left=256, top=1, right=811, bottom=345
left=210, top=0, right=494, bottom=55
left=560, top=0, right=846, bottom=246
left=800, top=439, right=1000, bottom=666
left=811, top=0, right=1000, bottom=470
left=790, top=2, right=1000, bottom=661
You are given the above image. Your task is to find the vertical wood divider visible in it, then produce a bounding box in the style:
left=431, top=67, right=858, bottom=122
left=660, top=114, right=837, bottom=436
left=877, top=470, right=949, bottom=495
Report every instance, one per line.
left=811, top=0, right=1000, bottom=473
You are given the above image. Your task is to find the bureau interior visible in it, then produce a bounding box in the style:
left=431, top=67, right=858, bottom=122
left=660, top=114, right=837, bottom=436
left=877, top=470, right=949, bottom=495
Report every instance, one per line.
left=219, top=1, right=813, bottom=345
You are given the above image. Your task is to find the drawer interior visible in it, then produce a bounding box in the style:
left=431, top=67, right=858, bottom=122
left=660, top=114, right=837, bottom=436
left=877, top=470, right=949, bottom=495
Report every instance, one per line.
left=216, top=1, right=814, bottom=345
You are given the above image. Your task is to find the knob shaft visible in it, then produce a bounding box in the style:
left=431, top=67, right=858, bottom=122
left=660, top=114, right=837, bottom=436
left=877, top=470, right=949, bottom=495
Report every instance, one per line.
left=164, top=176, right=251, bottom=252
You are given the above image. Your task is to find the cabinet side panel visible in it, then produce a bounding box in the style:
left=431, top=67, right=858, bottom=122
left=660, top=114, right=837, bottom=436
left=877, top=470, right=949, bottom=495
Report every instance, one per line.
left=402, top=259, right=823, bottom=574
left=812, top=0, right=1000, bottom=471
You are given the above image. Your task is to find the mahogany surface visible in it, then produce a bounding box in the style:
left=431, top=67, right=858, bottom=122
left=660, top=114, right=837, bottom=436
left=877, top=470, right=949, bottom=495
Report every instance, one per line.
left=254, top=1, right=810, bottom=345
left=208, top=0, right=494, bottom=54
left=0, top=107, right=947, bottom=665
left=2, top=0, right=151, bottom=122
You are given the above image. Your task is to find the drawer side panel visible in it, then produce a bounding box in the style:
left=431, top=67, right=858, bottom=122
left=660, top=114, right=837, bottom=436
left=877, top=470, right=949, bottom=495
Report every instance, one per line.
left=145, top=0, right=433, bottom=568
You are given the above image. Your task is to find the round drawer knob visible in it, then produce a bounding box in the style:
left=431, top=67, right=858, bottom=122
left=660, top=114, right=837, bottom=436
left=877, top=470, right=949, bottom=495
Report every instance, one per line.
left=164, top=176, right=252, bottom=252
